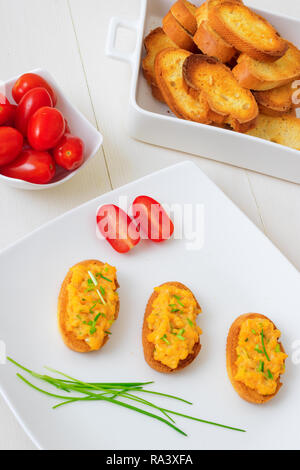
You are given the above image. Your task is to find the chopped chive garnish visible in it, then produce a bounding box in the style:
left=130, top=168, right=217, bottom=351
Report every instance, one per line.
left=81, top=299, right=86, bottom=302
left=7, top=357, right=246, bottom=436
left=169, top=304, right=177, bottom=308
left=257, top=360, right=264, bottom=373
left=99, top=274, right=112, bottom=283
left=90, top=327, right=96, bottom=335
left=261, top=330, right=270, bottom=361
left=160, top=334, right=170, bottom=345
left=89, top=303, right=97, bottom=313
left=173, top=295, right=184, bottom=308
left=104, top=331, right=112, bottom=335
left=275, top=344, right=281, bottom=353
left=267, top=369, right=273, bottom=380
left=254, top=344, right=263, bottom=354
left=171, top=309, right=180, bottom=313
left=187, top=319, right=194, bottom=327
left=251, top=329, right=257, bottom=335
left=245, top=338, right=248, bottom=342
left=100, top=286, right=105, bottom=296
left=177, top=336, right=185, bottom=341
left=178, top=329, right=185, bottom=336
left=87, top=279, right=94, bottom=286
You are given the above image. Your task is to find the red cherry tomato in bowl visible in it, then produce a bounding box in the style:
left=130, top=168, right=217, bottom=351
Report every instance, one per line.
left=132, top=196, right=174, bottom=243
left=12, top=73, right=57, bottom=105
left=97, top=205, right=140, bottom=254
left=53, top=134, right=84, bottom=171
left=0, top=103, right=17, bottom=126
left=15, top=87, right=53, bottom=136
left=28, top=107, right=65, bottom=151
left=0, top=127, right=23, bottom=166
left=0, top=149, right=55, bottom=184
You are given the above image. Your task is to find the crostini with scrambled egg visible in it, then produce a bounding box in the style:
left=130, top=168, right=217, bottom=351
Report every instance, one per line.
left=227, top=313, right=287, bottom=404
left=143, top=282, right=202, bottom=373
left=58, top=260, right=119, bottom=353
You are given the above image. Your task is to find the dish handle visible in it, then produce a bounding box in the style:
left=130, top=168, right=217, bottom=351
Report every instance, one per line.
left=106, top=17, right=138, bottom=65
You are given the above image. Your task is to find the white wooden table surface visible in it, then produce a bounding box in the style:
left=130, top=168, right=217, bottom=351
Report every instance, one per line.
left=1, top=0, right=300, bottom=450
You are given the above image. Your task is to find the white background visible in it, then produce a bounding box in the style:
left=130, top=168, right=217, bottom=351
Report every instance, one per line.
left=0, top=0, right=300, bottom=450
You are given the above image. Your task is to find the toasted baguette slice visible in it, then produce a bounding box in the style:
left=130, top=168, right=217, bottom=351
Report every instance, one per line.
left=151, top=84, right=165, bottom=103
left=171, top=0, right=198, bottom=35
left=254, top=83, right=295, bottom=117
left=227, top=313, right=286, bottom=404
left=209, top=1, right=288, bottom=62
left=58, top=260, right=120, bottom=353
left=143, top=282, right=201, bottom=373
left=233, top=43, right=300, bottom=91
left=247, top=114, right=300, bottom=150
left=163, top=11, right=197, bottom=51
left=155, top=48, right=211, bottom=123
left=183, top=54, right=258, bottom=129
left=143, top=27, right=177, bottom=87
left=193, top=1, right=236, bottom=63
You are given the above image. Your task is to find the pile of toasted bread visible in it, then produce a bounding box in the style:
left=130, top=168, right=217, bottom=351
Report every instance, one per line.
left=142, top=0, right=300, bottom=150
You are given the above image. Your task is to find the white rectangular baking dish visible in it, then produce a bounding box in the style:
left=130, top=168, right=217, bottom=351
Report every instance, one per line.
left=106, top=0, right=300, bottom=184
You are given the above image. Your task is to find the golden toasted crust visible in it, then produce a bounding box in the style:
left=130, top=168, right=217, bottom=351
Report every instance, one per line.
left=142, top=27, right=177, bottom=87
left=58, top=260, right=120, bottom=353
left=142, top=282, right=201, bottom=374
left=247, top=113, right=300, bottom=150
left=209, top=2, right=288, bottom=62
left=233, top=43, right=300, bottom=91
left=155, top=48, right=211, bottom=123
left=254, top=83, right=295, bottom=117
left=171, top=0, right=198, bottom=35
left=227, top=313, right=285, bottom=404
left=151, top=84, right=165, bottom=102
left=163, top=11, right=197, bottom=52
left=183, top=54, right=258, bottom=128
left=193, top=1, right=238, bottom=63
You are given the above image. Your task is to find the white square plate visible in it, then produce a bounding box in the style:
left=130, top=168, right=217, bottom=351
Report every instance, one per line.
left=0, top=162, right=300, bottom=450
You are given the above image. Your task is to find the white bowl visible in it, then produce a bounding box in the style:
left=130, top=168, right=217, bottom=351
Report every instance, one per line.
left=0, top=68, right=103, bottom=190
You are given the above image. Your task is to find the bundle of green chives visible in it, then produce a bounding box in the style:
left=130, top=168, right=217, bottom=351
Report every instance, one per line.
left=7, top=357, right=245, bottom=436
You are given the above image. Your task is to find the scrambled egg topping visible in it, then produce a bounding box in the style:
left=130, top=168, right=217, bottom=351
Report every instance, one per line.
left=235, top=318, right=288, bottom=395
left=66, top=262, right=118, bottom=351
left=147, top=285, right=202, bottom=370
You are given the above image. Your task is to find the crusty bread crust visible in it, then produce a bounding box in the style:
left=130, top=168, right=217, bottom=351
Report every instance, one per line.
left=227, top=313, right=285, bottom=404
left=142, top=27, right=177, bottom=86
left=151, top=84, right=165, bottom=102
left=233, top=44, right=300, bottom=91
left=155, top=48, right=211, bottom=123
left=209, top=2, right=288, bottom=62
left=163, top=11, right=197, bottom=52
left=171, top=0, right=197, bottom=35
left=193, top=1, right=238, bottom=63
left=183, top=54, right=258, bottom=127
left=58, top=260, right=120, bottom=353
left=142, top=282, right=201, bottom=374
left=254, top=83, right=295, bottom=117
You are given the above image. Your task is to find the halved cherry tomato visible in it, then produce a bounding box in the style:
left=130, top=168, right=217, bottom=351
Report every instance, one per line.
left=97, top=205, right=140, bottom=254
left=15, top=87, right=53, bottom=136
left=132, top=196, right=174, bottom=243
left=53, top=134, right=84, bottom=170
left=12, top=73, right=57, bottom=105
left=0, top=127, right=23, bottom=166
left=28, top=107, right=65, bottom=151
left=0, top=149, right=55, bottom=184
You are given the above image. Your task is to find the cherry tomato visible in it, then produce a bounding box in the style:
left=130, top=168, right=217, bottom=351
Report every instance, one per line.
left=0, top=103, right=17, bottom=126
left=97, top=205, right=140, bottom=254
left=132, top=196, right=174, bottom=243
left=15, top=87, right=53, bottom=136
left=28, top=107, right=65, bottom=151
left=12, top=73, right=57, bottom=105
left=0, top=127, right=23, bottom=166
left=53, top=134, right=84, bottom=171
left=0, top=149, right=55, bottom=184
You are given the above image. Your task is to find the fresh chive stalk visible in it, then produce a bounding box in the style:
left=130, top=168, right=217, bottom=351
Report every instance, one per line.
left=7, top=357, right=246, bottom=436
